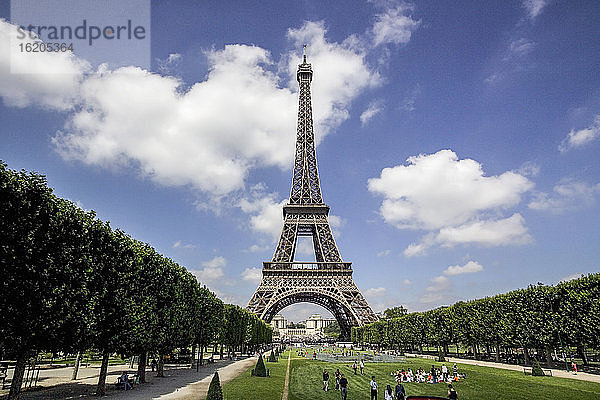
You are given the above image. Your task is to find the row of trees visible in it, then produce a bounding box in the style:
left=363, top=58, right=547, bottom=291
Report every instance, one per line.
left=352, top=274, right=599, bottom=367
left=0, top=162, right=272, bottom=399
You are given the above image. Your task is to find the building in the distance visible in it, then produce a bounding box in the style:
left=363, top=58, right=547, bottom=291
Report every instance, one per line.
left=271, top=313, right=336, bottom=339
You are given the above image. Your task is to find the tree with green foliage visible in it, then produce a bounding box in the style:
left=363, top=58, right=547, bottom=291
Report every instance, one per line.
left=384, top=306, right=408, bottom=319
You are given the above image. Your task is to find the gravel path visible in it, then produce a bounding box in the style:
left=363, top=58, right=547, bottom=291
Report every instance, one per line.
left=0, top=356, right=258, bottom=400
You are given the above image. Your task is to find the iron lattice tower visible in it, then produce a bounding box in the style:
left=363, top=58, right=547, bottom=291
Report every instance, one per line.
left=246, top=53, right=378, bottom=339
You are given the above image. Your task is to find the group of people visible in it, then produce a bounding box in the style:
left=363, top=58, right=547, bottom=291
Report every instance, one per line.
left=391, top=364, right=465, bottom=384
left=322, top=368, right=349, bottom=399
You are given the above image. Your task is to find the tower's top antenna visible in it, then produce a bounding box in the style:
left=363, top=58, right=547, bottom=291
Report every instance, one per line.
left=303, top=44, right=307, bottom=63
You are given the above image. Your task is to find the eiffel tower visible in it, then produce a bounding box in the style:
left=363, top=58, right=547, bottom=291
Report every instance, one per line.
left=247, top=50, right=378, bottom=339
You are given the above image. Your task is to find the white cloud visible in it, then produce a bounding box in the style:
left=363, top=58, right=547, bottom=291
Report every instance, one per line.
left=364, top=287, right=387, bottom=298
left=369, top=150, right=533, bottom=255
left=559, top=115, right=600, bottom=152
left=0, top=19, right=90, bottom=110
left=401, top=279, right=412, bottom=285
left=377, top=249, right=391, bottom=257
left=529, top=180, right=600, bottom=212
left=360, top=101, right=383, bottom=125
left=173, top=240, right=196, bottom=249
left=238, top=185, right=286, bottom=241
left=420, top=275, right=451, bottom=304
left=286, top=21, right=382, bottom=141
left=508, top=38, right=536, bottom=58
left=523, top=0, right=549, bottom=19
left=248, top=244, right=270, bottom=253
left=559, top=272, right=584, bottom=283
left=194, top=256, right=226, bottom=283
left=371, top=6, right=421, bottom=46
left=443, top=260, right=484, bottom=276
left=241, top=267, right=263, bottom=284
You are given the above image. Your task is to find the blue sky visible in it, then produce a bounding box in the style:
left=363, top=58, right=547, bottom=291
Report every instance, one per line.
left=1, top=0, right=599, bottom=322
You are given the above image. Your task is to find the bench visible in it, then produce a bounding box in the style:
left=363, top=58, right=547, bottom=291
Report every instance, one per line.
left=523, top=366, right=553, bottom=376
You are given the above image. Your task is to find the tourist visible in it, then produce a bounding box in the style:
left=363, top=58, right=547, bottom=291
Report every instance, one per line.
left=370, top=375, right=378, bottom=400
left=335, top=368, right=341, bottom=390
left=452, top=363, right=458, bottom=378
left=384, top=384, right=394, bottom=400
left=447, top=384, right=458, bottom=399
left=360, top=359, right=365, bottom=374
left=442, top=364, right=448, bottom=382
left=150, top=358, right=157, bottom=372
left=340, top=374, right=348, bottom=400
left=119, top=372, right=132, bottom=391
left=430, top=365, right=437, bottom=383
left=571, top=361, right=578, bottom=374
left=395, top=381, right=406, bottom=399
left=353, top=361, right=358, bottom=375
left=323, top=369, right=330, bottom=391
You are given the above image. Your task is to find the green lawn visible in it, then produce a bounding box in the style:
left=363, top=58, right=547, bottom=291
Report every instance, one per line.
left=222, top=351, right=289, bottom=400
left=288, top=357, right=600, bottom=400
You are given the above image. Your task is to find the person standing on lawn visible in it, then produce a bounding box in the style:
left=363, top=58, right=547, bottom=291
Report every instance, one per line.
left=370, top=375, right=378, bottom=400
left=323, top=369, right=330, bottom=391
left=360, top=359, right=365, bottom=374
left=447, top=384, right=458, bottom=399
left=395, top=381, right=406, bottom=399
left=335, top=368, right=341, bottom=390
left=339, top=374, right=348, bottom=400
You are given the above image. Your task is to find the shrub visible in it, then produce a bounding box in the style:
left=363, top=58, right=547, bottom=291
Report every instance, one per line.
left=268, top=351, right=277, bottom=362
left=255, top=354, right=267, bottom=377
left=206, top=372, right=223, bottom=400
left=532, top=360, right=545, bottom=376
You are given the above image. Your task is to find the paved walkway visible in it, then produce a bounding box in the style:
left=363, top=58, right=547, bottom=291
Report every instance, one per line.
left=436, top=356, right=600, bottom=384
left=0, top=356, right=258, bottom=400
left=281, top=351, right=292, bottom=400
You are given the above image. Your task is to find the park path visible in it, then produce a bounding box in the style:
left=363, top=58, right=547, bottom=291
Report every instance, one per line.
left=282, top=351, right=292, bottom=400
left=0, top=356, right=259, bottom=400
left=439, top=356, right=600, bottom=384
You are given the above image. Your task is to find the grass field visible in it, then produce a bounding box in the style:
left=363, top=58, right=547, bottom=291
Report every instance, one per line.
left=222, top=349, right=600, bottom=400
left=222, top=352, right=289, bottom=400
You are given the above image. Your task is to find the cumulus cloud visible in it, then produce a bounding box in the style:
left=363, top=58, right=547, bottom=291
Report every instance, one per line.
left=377, top=249, right=391, bottom=257
left=369, top=150, right=533, bottom=255
left=420, top=275, right=451, bottom=304
left=238, top=184, right=286, bottom=241
left=360, top=101, right=383, bottom=125
left=364, top=287, right=387, bottom=298
left=371, top=5, right=420, bottom=46
left=286, top=21, right=382, bottom=141
left=559, top=115, right=600, bottom=152
left=193, top=256, right=226, bottom=283
left=443, top=260, right=484, bottom=275
left=0, top=19, right=90, bottom=109
left=523, top=0, right=549, bottom=19
left=529, top=180, right=600, bottom=213
left=241, top=267, right=263, bottom=284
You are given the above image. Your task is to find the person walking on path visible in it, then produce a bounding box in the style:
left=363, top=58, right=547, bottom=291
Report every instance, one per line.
left=394, top=381, right=406, bottom=400
left=151, top=359, right=157, bottom=372
left=323, top=369, right=330, bottom=391
left=339, top=374, right=348, bottom=400
left=335, top=368, right=341, bottom=390
left=370, top=375, right=378, bottom=400
left=447, top=383, right=458, bottom=399
left=360, top=359, right=365, bottom=374
left=384, top=384, right=394, bottom=400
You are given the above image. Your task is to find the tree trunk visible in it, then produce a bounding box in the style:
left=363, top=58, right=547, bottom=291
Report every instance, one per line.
left=157, top=354, right=165, bottom=377
left=456, top=343, right=459, bottom=355
left=220, top=344, right=224, bottom=359
left=495, top=342, right=500, bottom=363
left=523, top=346, right=531, bottom=366
left=8, top=353, right=27, bottom=400
left=545, top=347, right=553, bottom=368
left=198, top=346, right=204, bottom=370
left=137, top=352, right=147, bottom=383
left=577, top=344, right=589, bottom=365
left=191, top=345, right=196, bottom=369
left=71, top=351, right=82, bottom=380
left=473, top=344, right=479, bottom=360
left=95, top=351, right=110, bottom=396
